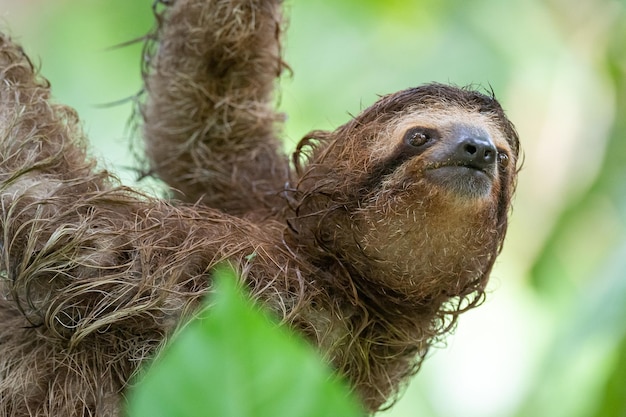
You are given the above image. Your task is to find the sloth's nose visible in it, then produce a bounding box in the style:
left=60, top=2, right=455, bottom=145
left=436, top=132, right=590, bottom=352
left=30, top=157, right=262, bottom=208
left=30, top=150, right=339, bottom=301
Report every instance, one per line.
left=452, top=134, right=496, bottom=170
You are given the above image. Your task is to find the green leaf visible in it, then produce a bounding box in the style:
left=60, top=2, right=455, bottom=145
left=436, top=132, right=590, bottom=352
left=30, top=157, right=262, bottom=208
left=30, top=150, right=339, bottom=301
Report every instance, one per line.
left=127, top=266, right=363, bottom=417
left=591, top=333, right=626, bottom=417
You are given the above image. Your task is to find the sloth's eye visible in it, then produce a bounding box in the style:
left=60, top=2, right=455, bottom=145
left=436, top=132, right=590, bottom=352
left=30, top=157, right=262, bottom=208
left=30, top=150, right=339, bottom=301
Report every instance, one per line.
left=497, top=151, right=509, bottom=168
left=404, top=127, right=435, bottom=148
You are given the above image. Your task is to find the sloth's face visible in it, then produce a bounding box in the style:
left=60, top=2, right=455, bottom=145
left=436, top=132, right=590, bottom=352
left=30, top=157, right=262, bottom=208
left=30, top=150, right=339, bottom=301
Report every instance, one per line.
left=351, top=105, right=518, bottom=299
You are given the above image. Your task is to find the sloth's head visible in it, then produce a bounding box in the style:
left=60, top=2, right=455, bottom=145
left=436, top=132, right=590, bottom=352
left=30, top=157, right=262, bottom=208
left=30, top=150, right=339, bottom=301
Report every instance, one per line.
left=290, top=83, right=520, bottom=307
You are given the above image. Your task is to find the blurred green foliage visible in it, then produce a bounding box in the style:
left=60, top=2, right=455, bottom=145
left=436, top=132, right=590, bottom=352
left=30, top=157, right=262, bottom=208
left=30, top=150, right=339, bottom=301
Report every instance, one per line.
left=522, top=3, right=626, bottom=416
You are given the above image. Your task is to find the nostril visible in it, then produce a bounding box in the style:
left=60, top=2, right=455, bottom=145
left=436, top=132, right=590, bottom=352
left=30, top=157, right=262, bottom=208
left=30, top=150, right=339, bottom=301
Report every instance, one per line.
left=464, top=143, right=478, bottom=155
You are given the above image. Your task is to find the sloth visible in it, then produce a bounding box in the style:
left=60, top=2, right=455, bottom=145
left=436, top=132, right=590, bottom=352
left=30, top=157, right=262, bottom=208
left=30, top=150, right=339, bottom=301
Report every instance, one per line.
left=0, top=0, right=520, bottom=415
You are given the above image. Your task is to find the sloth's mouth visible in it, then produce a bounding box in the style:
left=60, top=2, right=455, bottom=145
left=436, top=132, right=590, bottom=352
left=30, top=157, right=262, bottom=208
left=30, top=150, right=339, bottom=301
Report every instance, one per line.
left=427, top=161, right=495, bottom=177
left=425, top=163, right=494, bottom=197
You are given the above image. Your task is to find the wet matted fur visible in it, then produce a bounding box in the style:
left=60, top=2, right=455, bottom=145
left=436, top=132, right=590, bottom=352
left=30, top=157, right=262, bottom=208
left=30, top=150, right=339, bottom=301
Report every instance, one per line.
left=0, top=0, right=520, bottom=415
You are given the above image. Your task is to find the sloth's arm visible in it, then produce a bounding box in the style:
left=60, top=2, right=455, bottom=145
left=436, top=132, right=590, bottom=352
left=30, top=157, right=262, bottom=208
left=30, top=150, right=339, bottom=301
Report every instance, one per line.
left=0, top=34, right=256, bottom=414
left=142, top=0, right=289, bottom=214
left=0, top=33, right=136, bottom=326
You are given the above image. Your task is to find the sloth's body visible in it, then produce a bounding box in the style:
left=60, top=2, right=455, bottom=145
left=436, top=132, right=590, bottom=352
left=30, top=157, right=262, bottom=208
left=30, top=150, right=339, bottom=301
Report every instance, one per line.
left=0, top=0, right=519, bottom=415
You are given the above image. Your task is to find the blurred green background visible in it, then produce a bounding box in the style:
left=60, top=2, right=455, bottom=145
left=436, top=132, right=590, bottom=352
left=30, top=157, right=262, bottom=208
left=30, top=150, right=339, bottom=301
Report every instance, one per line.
left=1, top=0, right=625, bottom=415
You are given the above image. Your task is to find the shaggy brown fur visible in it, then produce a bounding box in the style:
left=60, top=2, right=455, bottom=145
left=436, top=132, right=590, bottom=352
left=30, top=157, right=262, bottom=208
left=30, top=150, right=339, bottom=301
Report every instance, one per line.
left=0, top=0, right=520, bottom=415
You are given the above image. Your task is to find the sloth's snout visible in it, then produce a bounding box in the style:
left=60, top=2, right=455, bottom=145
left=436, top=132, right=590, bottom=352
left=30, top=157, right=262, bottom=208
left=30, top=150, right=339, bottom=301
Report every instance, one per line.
left=451, top=132, right=497, bottom=171
left=424, top=124, right=499, bottom=198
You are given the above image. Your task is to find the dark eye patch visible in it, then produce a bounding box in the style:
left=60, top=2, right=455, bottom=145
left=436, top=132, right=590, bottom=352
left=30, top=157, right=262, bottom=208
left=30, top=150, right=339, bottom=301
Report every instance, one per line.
left=356, top=127, right=439, bottom=195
